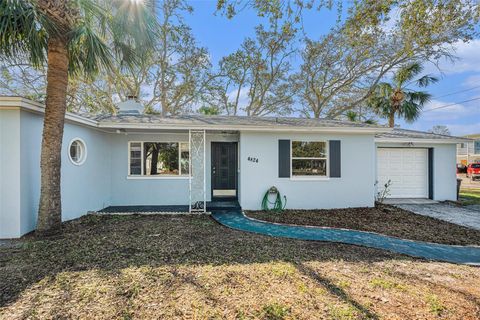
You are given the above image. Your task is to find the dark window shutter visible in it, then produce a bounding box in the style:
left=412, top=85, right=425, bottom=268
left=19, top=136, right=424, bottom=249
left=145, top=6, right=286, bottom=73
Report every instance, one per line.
left=428, top=148, right=434, bottom=199
left=329, top=140, right=341, bottom=178
left=278, top=140, right=290, bottom=178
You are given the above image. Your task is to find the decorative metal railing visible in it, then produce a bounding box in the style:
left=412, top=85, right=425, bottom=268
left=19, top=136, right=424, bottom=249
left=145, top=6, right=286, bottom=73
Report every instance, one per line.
left=189, top=130, right=206, bottom=212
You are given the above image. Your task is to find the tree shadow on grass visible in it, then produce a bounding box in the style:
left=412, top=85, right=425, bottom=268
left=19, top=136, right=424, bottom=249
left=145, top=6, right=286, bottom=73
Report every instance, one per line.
left=0, top=214, right=415, bottom=310
left=295, top=262, right=379, bottom=319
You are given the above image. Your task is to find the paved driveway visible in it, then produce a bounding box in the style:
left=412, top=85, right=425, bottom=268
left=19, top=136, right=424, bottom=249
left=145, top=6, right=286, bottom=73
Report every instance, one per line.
left=396, top=203, right=480, bottom=231
left=457, top=173, right=480, bottom=189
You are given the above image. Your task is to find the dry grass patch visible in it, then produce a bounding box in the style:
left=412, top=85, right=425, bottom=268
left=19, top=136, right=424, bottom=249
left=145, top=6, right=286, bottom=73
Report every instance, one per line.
left=0, top=214, right=479, bottom=319
left=246, top=204, right=480, bottom=245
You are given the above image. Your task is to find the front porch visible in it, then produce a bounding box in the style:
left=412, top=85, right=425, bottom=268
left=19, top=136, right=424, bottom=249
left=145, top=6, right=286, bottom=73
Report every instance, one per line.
left=107, top=128, right=241, bottom=213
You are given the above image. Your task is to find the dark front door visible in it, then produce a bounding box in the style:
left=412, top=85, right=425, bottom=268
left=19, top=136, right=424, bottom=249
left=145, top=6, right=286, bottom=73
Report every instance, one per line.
left=211, top=142, right=237, bottom=199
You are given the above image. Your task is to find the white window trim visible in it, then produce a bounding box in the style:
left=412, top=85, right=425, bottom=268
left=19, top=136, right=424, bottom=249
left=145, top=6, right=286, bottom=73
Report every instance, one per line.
left=127, top=141, right=190, bottom=179
left=68, top=138, right=87, bottom=166
left=290, top=140, right=329, bottom=180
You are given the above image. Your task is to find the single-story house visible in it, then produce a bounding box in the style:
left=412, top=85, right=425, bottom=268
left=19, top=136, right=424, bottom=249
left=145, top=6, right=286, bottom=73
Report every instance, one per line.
left=0, top=96, right=469, bottom=238
left=457, top=133, right=480, bottom=165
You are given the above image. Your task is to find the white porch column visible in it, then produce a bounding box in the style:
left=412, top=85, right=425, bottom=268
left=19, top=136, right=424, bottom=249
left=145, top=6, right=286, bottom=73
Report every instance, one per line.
left=189, top=129, right=206, bottom=212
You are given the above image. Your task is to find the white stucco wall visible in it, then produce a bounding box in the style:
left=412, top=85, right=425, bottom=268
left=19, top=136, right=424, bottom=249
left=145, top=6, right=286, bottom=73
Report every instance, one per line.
left=109, top=132, right=190, bottom=205
left=375, top=143, right=457, bottom=201
left=0, top=110, right=22, bottom=238
left=61, top=117, right=112, bottom=220
left=0, top=109, right=112, bottom=238
left=109, top=132, right=239, bottom=205
left=238, top=131, right=377, bottom=210
left=433, top=144, right=457, bottom=200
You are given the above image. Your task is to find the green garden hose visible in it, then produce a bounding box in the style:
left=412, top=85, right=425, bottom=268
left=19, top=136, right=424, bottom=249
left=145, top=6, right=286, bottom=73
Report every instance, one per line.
left=261, top=186, right=287, bottom=212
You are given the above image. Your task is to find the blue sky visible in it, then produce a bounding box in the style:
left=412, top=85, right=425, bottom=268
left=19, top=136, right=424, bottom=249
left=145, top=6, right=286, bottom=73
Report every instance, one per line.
left=184, top=1, right=480, bottom=136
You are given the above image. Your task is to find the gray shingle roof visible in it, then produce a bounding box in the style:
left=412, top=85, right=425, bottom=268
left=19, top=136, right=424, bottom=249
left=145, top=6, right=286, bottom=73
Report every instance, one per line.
left=77, top=113, right=468, bottom=141
left=375, top=128, right=471, bottom=142
left=87, top=113, right=385, bottom=129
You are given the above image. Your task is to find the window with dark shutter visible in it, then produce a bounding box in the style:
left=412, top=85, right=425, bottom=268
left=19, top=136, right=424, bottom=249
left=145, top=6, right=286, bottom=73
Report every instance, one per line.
left=329, top=140, right=341, bottom=178
left=278, top=140, right=290, bottom=178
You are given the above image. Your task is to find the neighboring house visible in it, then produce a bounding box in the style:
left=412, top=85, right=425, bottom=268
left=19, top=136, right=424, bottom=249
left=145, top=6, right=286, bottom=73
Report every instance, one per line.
left=0, top=96, right=469, bottom=238
left=457, top=134, right=480, bottom=165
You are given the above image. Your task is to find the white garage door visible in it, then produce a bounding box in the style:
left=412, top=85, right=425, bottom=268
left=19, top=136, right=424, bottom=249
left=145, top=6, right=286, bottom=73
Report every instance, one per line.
left=377, top=148, right=428, bottom=198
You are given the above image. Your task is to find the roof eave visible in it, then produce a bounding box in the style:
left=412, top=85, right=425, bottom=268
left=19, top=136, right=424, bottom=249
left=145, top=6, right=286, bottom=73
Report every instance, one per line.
left=0, top=96, right=99, bottom=127
left=375, top=137, right=471, bottom=144
left=0, top=96, right=391, bottom=133
left=97, top=122, right=391, bottom=133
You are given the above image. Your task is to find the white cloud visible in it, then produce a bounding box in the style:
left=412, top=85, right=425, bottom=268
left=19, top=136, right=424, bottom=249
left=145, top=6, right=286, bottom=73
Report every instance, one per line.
left=462, top=74, right=480, bottom=89
left=227, top=87, right=250, bottom=109
left=421, top=99, right=470, bottom=121
left=425, top=39, right=480, bottom=75
left=443, top=122, right=480, bottom=136
left=413, top=98, right=480, bottom=135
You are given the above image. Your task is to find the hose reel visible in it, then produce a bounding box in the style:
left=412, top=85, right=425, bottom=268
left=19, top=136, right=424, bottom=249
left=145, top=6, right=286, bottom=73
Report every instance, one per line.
left=261, top=186, right=287, bottom=212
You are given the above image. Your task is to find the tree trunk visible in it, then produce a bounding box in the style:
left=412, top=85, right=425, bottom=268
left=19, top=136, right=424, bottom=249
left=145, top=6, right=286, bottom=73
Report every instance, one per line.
left=37, top=37, right=69, bottom=234
left=388, top=112, right=395, bottom=128
left=150, top=145, right=159, bottom=175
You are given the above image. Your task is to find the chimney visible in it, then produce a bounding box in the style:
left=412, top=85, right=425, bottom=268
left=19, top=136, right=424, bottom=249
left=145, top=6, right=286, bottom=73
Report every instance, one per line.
left=116, top=95, right=144, bottom=114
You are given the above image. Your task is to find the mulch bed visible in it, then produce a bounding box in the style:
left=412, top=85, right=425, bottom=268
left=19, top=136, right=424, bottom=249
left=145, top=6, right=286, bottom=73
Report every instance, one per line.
left=246, top=204, right=480, bottom=246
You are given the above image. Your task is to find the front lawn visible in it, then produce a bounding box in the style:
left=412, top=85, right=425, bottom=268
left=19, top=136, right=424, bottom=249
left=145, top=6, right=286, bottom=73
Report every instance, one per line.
left=247, top=204, right=480, bottom=246
left=459, top=188, right=480, bottom=206
left=1, top=214, right=479, bottom=319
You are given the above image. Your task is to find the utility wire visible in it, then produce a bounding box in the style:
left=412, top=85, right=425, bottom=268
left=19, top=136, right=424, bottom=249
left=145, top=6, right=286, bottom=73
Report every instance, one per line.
left=432, top=85, right=480, bottom=99
left=423, top=97, right=480, bottom=112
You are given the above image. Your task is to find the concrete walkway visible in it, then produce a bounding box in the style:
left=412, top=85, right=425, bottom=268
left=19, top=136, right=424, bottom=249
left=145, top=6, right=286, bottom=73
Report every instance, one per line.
left=383, top=198, right=438, bottom=205
left=0, top=239, right=22, bottom=249
left=211, top=210, right=480, bottom=265
left=396, top=203, right=480, bottom=231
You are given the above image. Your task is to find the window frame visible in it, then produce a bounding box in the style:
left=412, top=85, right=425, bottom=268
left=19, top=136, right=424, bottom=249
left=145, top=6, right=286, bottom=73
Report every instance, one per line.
left=68, top=138, right=87, bottom=166
left=127, top=141, right=190, bottom=179
left=290, top=140, right=329, bottom=180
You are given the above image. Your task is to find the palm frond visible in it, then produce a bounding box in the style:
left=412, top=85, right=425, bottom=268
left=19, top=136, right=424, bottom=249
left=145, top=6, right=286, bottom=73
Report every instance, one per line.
left=368, top=94, right=391, bottom=117
left=416, top=74, right=439, bottom=87
left=109, top=0, right=159, bottom=67
left=67, top=0, right=159, bottom=76
left=394, top=62, right=423, bottom=86
left=345, top=110, right=358, bottom=122
left=398, top=91, right=431, bottom=123
left=407, top=91, right=431, bottom=105
left=363, top=118, right=378, bottom=125
left=67, top=23, right=113, bottom=77
left=398, top=99, right=422, bottom=123
left=0, top=0, right=48, bottom=67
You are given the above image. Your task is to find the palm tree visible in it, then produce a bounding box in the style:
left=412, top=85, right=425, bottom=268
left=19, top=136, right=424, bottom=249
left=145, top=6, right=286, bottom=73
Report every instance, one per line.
left=368, top=62, right=438, bottom=127
left=0, top=0, right=157, bottom=233
left=345, top=110, right=377, bottom=125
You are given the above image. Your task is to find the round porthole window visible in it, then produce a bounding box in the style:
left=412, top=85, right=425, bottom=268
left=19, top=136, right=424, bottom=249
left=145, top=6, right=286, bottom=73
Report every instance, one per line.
left=68, top=138, right=87, bottom=165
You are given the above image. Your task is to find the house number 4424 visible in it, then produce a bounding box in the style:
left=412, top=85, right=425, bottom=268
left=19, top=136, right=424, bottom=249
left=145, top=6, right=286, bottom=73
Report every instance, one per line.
left=247, top=157, right=258, bottom=163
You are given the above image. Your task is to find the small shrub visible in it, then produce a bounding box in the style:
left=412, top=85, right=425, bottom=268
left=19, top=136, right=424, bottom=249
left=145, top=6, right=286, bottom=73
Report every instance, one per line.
left=329, top=305, right=356, bottom=320
left=426, top=294, right=445, bottom=316
left=261, top=303, right=291, bottom=320
left=236, top=310, right=247, bottom=320
left=370, top=278, right=406, bottom=291
left=375, top=179, right=392, bottom=203
left=337, top=280, right=351, bottom=289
